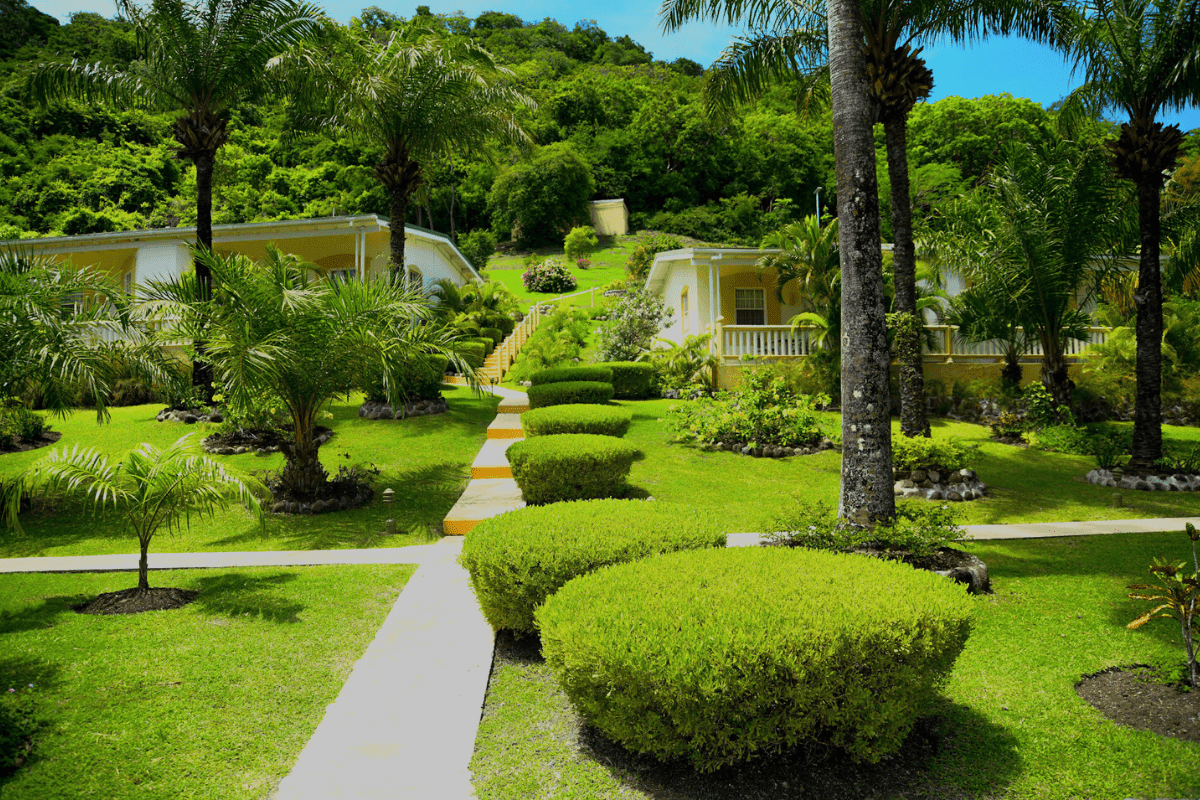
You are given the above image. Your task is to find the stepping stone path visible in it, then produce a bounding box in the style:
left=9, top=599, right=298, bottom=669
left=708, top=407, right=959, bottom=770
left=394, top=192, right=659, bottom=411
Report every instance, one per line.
left=442, top=391, right=529, bottom=535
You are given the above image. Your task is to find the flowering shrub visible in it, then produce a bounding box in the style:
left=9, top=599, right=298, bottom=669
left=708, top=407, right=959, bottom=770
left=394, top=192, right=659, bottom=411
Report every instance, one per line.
left=666, top=371, right=827, bottom=449
left=575, top=258, right=591, bottom=269
left=595, top=288, right=673, bottom=362
left=522, top=259, right=576, bottom=294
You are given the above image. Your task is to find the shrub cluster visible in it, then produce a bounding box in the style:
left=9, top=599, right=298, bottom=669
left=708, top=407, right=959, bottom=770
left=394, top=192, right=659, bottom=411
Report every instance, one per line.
left=522, top=259, right=577, bottom=294
left=459, top=499, right=724, bottom=633
left=521, top=404, right=632, bottom=438
left=508, top=307, right=591, bottom=382
left=0, top=406, right=49, bottom=448
left=592, top=362, right=656, bottom=399
left=526, top=381, right=614, bottom=409
left=595, top=289, right=673, bottom=363
left=456, top=340, right=488, bottom=370
left=666, top=370, right=826, bottom=448
left=892, top=436, right=976, bottom=473
left=362, top=354, right=449, bottom=404
left=479, top=327, right=504, bottom=347
left=507, top=433, right=639, bottom=504
left=537, top=546, right=974, bottom=771
left=529, top=365, right=613, bottom=386
left=766, top=501, right=968, bottom=558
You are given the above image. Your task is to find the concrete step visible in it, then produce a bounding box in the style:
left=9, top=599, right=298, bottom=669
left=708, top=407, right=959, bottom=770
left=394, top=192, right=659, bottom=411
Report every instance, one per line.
left=486, top=413, right=524, bottom=440
left=442, top=478, right=526, bottom=535
left=496, top=394, right=529, bottom=414
left=470, top=438, right=522, bottom=479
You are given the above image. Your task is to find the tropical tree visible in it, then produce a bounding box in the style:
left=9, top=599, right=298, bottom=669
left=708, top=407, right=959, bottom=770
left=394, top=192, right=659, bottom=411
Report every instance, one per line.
left=931, top=137, right=1137, bottom=407
left=272, top=19, right=533, bottom=277
left=759, top=215, right=842, bottom=361
left=0, top=247, right=170, bottom=417
left=143, top=246, right=474, bottom=499
left=661, top=0, right=1054, bottom=441
left=1056, top=0, right=1200, bottom=465
left=944, top=286, right=1032, bottom=390
left=3, top=434, right=264, bottom=592
left=26, top=0, right=326, bottom=397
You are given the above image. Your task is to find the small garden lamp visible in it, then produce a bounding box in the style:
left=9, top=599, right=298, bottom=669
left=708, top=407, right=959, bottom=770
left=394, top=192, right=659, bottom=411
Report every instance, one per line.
left=382, top=487, right=396, bottom=535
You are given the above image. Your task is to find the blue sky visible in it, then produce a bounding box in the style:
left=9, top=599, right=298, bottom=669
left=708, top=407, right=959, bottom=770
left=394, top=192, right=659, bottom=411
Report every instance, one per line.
left=32, top=0, right=1200, bottom=131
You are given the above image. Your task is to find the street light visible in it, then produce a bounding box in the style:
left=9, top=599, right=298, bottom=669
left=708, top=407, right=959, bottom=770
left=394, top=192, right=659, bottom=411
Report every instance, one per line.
left=814, top=186, right=822, bottom=224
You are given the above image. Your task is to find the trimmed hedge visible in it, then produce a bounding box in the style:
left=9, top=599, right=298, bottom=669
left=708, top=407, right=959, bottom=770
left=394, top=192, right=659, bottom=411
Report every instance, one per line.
left=507, top=433, right=639, bottom=504
left=529, top=365, right=613, bottom=386
left=459, top=499, right=725, bottom=633
left=537, top=547, right=974, bottom=772
left=521, top=404, right=632, bottom=438
left=480, top=327, right=504, bottom=346
left=457, top=340, right=487, bottom=369
left=468, top=336, right=495, bottom=356
left=593, top=362, right=655, bottom=399
left=526, top=381, right=614, bottom=409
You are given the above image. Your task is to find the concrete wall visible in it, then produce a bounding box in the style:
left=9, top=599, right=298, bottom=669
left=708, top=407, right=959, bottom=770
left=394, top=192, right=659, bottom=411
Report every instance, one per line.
left=658, top=260, right=700, bottom=345
left=134, top=242, right=191, bottom=293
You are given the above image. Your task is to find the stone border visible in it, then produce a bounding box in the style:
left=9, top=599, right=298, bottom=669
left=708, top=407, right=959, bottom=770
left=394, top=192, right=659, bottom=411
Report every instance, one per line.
left=709, top=438, right=837, bottom=458
left=359, top=396, right=449, bottom=420
left=156, top=406, right=223, bottom=424
left=202, top=427, right=332, bottom=456
left=894, top=468, right=988, bottom=501
left=1086, top=468, right=1200, bottom=491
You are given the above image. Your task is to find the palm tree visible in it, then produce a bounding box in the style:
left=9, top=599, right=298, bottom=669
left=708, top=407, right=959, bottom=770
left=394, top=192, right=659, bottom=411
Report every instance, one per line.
left=0, top=247, right=172, bottom=418
left=944, top=287, right=1032, bottom=390
left=27, top=0, right=327, bottom=396
left=661, top=0, right=1054, bottom=441
left=144, top=246, right=475, bottom=499
left=3, top=434, right=264, bottom=592
left=272, top=20, right=533, bottom=279
left=1056, top=0, right=1200, bottom=465
left=759, top=215, right=842, bottom=367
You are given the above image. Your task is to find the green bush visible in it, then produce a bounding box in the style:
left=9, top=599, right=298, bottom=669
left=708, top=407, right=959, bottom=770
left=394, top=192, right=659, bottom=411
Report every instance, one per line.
left=507, top=433, right=639, bottom=504
left=529, top=365, right=613, bottom=386
left=362, top=354, right=449, bottom=403
left=0, top=406, right=48, bottom=443
left=666, top=371, right=827, bottom=448
left=1028, top=424, right=1092, bottom=455
left=592, top=362, right=656, bottom=398
left=527, top=381, right=615, bottom=409
left=459, top=499, right=724, bottom=633
left=457, top=340, right=487, bottom=370
left=537, top=547, right=974, bottom=771
left=468, top=336, right=495, bottom=356
left=458, top=229, right=497, bottom=271
left=479, top=327, right=504, bottom=347
left=563, top=225, right=599, bottom=261
left=521, top=404, right=632, bottom=438
left=892, top=436, right=975, bottom=473
left=766, top=501, right=968, bottom=558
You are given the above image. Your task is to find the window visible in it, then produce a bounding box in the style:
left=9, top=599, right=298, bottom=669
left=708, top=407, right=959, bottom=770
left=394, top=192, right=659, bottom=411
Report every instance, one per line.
left=407, top=268, right=422, bottom=290
left=681, top=287, right=689, bottom=334
left=328, top=268, right=357, bottom=285
left=735, top=288, right=765, bottom=326
left=61, top=291, right=84, bottom=318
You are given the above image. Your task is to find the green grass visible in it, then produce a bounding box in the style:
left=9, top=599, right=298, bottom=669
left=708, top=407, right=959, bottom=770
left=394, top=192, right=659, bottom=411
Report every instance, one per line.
left=470, top=531, right=1200, bottom=799
left=0, top=387, right=498, bottom=558
left=0, top=564, right=415, bottom=799
left=484, top=236, right=639, bottom=313
left=618, top=399, right=1200, bottom=528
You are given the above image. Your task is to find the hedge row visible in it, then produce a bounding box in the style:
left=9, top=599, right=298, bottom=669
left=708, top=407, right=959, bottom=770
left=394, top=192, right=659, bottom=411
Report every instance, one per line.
left=538, top=547, right=974, bottom=771
left=521, top=404, right=632, bottom=438
left=479, top=327, right=504, bottom=346
left=593, top=362, right=655, bottom=399
left=459, top=499, right=724, bottom=633
left=530, top=365, right=613, bottom=386
left=457, top=340, right=487, bottom=369
left=526, top=381, right=614, bottom=409
left=507, top=433, right=639, bottom=504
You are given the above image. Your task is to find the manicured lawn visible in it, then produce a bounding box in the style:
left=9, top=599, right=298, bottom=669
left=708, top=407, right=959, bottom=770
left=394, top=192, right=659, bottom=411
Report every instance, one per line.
left=0, top=564, right=415, bottom=799
left=0, top=387, right=497, bottom=558
left=470, top=531, right=1200, bottom=799
left=619, top=399, right=1200, bottom=528
left=485, top=236, right=638, bottom=313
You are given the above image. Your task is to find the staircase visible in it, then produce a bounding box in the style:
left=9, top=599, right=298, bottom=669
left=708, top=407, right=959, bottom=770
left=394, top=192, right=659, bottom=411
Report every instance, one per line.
left=446, top=305, right=545, bottom=387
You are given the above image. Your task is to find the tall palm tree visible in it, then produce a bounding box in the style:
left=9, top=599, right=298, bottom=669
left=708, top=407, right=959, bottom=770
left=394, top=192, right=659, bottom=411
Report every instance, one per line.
left=272, top=20, right=533, bottom=279
left=1056, top=0, right=1200, bottom=466
left=661, top=0, right=1055, bottom=441
left=27, top=0, right=326, bottom=397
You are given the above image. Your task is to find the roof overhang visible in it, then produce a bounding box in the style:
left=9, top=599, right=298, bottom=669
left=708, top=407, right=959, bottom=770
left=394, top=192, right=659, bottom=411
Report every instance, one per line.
left=643, top=247, right=777, bottom=294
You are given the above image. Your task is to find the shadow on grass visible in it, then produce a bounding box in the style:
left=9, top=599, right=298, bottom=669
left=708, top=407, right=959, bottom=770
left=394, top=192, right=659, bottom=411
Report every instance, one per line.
left=0, top=657, right=62, bottom=785
left=188, top=572, right=304, bottom=624
left=0, top=594, right=89, bottom=635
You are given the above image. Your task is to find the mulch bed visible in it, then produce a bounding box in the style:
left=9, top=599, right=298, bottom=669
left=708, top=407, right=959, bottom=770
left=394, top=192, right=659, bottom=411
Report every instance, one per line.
left=74, top=587, right=199, bottom=616
left=1076, top=665, right=1200, bottom=743
left=0, top=430, right=62, bottom=455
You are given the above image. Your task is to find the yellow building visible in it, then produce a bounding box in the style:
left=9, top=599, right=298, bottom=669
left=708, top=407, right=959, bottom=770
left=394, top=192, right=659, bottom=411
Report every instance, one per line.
left=0, top=214, right=481, bottom=293
left=587, top=199, right=629, bottom=237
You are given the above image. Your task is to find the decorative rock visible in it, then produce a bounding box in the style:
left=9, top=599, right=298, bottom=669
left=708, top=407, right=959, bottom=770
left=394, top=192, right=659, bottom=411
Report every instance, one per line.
left=270, top=501, right=287, bottom=514
left=932, top=551, right=992, bottom=595
left=946, top=490, right=963, bottom=502
left=927, top=490, right=944, bottom=500
left=358, top=396, right=449, bottom=421
left=958, top=468, right=975, bottom=480
left=910, top=469, right=927, bottom=483
left=928, top=470, right=941, bottom=484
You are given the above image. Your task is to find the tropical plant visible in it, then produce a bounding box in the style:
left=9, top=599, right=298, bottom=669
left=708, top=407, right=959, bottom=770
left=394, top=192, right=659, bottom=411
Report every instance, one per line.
left=1056, top=0, right=1200, bottom=465
left=26, top=0, right=326, bottom=396
left=143, top=245, right=473, bottom=498
left=2, top=434, right=264, bottom=591
left=272, top=18, right=533, bottom=276
left=1127, top=523, right=1200, bottom=688
left=640, top=334, right=718, bottom=391
left=944, top=284, right=1033, bottom=390
left=760, top=215, right=842, bottom=357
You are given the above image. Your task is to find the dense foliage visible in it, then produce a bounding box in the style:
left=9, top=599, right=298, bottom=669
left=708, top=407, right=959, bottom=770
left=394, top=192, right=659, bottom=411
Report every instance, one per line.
left=529, top=365, right=612, bottom=385
left=521, top=258, right=576, bottom=293
left=526, top=380, right=615, bottom=409
left=537, top=547, right=974, bottom=770
left=666, top=369, right=827, bottom=448
left=507, top=433, right=639, bottom=504
left=458, top=498, right=724, bottom=633
left=591, top=362, right=657, bottom=398
left=594, top=288, right=673, bottom=362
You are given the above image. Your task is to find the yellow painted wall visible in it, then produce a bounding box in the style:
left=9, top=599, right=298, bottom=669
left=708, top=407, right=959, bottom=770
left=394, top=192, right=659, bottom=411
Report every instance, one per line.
left=588, top=201, right=628, bottom=236
left=719, top=269, right=783, bottom=326
left=716, top=359, right=1086, bottom=391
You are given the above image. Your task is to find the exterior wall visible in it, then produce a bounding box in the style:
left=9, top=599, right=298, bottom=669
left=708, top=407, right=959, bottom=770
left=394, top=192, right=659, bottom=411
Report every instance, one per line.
left=657, top=260, right=700, bottom=345
left=364, top=236, right=460, bottom=289
left=588, top=200, right=629, bottom=236
left=719, top=268, right=783, bottom=327
left=134, top=242, right=191, bottom=292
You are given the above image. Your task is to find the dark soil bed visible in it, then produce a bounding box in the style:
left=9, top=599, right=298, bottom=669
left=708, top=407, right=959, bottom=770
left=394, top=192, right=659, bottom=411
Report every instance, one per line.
left=1076, top=665, right=1200, bottom=743
left=0, top=430, right=62, bottom=455
left=202, top=426, right=332, bottom=455
left=74, top=587, right=199, bottom=615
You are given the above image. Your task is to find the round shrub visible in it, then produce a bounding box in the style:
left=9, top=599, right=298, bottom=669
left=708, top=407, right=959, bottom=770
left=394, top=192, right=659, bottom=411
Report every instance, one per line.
left=459, top=499, right=725, bottom=634
left=521, top=404, right=632, bottom=438
left=507, top=433, right=639, bottom=504
left=468, top=336, right=495, bottom=356
left=527, top=381, right=614, bottom=409
left=529, top=365, right=613, bottom=386
left=537, top=546, right=974, bottom=772
left=522, top=259, right=577, bottom=293
left=593, top=362, right=656, bottom=399
left=480, top=327, right=504, bottom=346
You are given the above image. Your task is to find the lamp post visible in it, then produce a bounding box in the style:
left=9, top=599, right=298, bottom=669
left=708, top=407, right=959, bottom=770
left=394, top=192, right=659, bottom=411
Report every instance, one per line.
left=382, top=487, right=396, bottom=535
left=814, top=186, right=822, bottom=224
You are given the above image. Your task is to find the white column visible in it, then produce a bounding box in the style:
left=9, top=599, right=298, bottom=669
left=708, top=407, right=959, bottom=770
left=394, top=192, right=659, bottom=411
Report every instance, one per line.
left=711, top=254, right=723, bottom=325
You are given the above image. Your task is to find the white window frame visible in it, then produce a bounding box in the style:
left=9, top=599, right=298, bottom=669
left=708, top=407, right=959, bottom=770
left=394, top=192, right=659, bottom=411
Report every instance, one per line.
left=734, top=288, right=766, bottom=326
left=328, top=268, right=357, bottom=285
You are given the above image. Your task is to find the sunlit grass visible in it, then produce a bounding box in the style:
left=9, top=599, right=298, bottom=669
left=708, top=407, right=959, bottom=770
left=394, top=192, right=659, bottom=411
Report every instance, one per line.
left=484, top=237, right=636, bottom=312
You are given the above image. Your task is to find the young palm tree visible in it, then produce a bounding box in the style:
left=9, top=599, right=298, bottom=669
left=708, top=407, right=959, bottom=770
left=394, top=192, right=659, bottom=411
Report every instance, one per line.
left=272, top=20, right=533, bottom=278
left=661, top=0, right=1054, bottom=440
left=27, top=0, right=326, bottom=396
left=0, top=247, right=171, bottom=418
left=1056, top=0, right=1200, bottom=466
left=3, top=435, right=264, bottom=592
left=144, top=246, right=475, bottom=499
left=759, top=215, right=842, bottom=360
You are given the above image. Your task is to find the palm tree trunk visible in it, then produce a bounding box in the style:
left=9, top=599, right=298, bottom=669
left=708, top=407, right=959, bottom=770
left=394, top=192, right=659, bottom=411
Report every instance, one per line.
left=192, top=150, right=216, bottom=400
left=1131, top=178, right=1164, bottom=465
left=279, top=415, right=328, bottom=498
left=828, top=0, right=895, bottom=528
left=1040, top=331, right=1072, bottom=409
left=885, top=116, right=929, bottom=439
left=389, top=187, right=409, bottom=281
left=138, top=535, right=151, bottom=591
